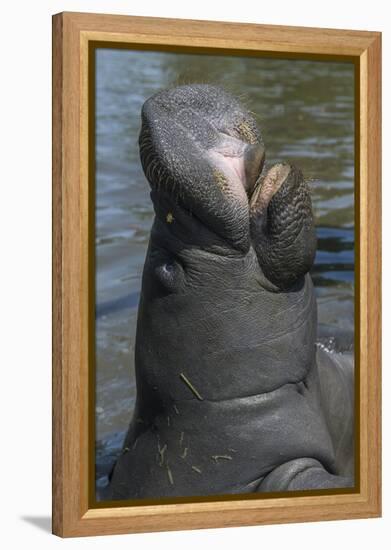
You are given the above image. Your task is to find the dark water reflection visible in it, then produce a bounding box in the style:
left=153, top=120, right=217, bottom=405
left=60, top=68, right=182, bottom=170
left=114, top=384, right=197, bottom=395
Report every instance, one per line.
left=95, top=49, right=355, bottom=492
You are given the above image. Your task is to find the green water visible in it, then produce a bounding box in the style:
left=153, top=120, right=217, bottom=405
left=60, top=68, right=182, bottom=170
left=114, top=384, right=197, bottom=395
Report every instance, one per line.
left=94, top=49, right=355, bottom=492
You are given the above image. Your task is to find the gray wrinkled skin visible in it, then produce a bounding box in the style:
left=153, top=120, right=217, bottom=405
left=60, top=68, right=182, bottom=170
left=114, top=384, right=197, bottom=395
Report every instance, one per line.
left=109, top=84, right=354, bottom=500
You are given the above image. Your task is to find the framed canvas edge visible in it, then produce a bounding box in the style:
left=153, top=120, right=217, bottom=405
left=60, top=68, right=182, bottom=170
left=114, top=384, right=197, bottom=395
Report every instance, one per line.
left=52, top=11, right=382, bottom=538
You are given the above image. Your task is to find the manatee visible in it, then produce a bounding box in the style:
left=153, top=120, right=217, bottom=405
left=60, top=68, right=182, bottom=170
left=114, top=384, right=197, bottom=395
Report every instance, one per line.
left=108, top=84, right=354, bottom=499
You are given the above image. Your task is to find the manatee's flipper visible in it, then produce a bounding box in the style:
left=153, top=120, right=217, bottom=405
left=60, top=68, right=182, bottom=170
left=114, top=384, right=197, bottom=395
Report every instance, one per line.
left=250, top=163, right=317, bottom=289
left=317, top=347, right=355, bottom=478
left=257, top=458, right=353, bottom=492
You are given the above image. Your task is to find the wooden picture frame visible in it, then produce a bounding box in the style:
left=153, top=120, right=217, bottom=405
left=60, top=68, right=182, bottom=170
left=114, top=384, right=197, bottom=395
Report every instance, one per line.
left=52, top=11, right=381, bottom=537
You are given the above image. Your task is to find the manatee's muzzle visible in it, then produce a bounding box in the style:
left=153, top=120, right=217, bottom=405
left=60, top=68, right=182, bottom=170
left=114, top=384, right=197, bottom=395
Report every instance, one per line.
left=138, top=84, right=317, bottom=285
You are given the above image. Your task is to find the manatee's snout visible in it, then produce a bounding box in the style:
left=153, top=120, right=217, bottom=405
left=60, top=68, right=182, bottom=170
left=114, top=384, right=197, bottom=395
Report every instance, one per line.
left=138, top=84, right=268, bottom=251
left=138, top=84, right=316, bottom=275
left=139, top=84, right=264, bottom=198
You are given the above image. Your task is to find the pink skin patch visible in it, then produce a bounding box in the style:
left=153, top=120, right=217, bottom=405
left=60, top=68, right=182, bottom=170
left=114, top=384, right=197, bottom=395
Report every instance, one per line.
left=218, top=153, right=247, bottom=186
left=208, top=132, right=254, bottom=202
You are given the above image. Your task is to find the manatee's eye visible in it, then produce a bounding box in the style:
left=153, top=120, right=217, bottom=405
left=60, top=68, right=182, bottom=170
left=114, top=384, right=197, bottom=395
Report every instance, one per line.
left=154, top=261, right=184, bottom=292
left=163, top=263, right=174, bottom=274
